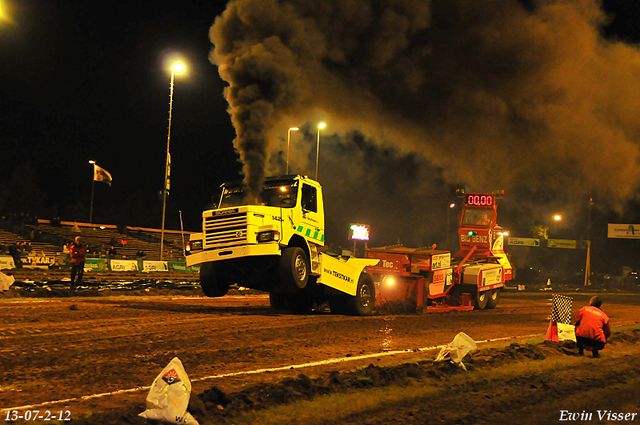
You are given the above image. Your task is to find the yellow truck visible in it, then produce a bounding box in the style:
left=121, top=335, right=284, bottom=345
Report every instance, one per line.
left=185, top=175, right=379, bottom=315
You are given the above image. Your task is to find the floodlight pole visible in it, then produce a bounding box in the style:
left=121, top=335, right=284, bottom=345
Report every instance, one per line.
left=584, top=197, right=593, bottom=286
left=316, top=123, right=326, bottom=180
left=160, top=71, right=176, bottom=261
left=286, top=127, right=298, bottom=174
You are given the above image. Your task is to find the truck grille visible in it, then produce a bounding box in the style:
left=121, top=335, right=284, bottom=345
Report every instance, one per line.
left=204, top=212, right=248, bottom=247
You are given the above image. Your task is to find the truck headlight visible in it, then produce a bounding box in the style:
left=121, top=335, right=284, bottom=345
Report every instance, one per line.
left=186, top=240, right=203, bottom=254
left=257, top=231, right=280, bottom=242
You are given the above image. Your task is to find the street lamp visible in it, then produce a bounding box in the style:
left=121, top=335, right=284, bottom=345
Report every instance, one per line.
left=286, top=127, right=299, bottom=174
left=316, top=123, right=326, bottom=180
left=89, top=160, right=96, bottom=224
left=160, top=62, right=185, bottom=261
left=552, top=214, right=562, bottom=237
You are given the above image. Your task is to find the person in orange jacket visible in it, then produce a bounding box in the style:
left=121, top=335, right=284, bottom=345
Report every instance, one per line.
left=574, top=296, right=611, bottom=358
left=69, top=236, right=88, bottom=290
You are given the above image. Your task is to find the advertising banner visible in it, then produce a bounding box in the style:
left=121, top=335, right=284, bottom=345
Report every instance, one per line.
left=0, top=256, right=16, bottom=270
left=508, top=237, right=540, bottom=247
left=22, top=256, right=56, bottom=269
left=142, top=261, right=169, bottom=272
left=432, top=253, right=451, bottom=270
left=547, top=239, right=577, bottom=249
left=110, top=259, right=139, bottom=272
left=84, top=258, right=108, bottom=272
left=608, top=224, right=640, bottom=239
left=169, top=262, right=200, bottom=273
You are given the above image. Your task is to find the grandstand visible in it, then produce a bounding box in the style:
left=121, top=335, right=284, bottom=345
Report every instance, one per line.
left=0, top=217, right=194, bottom=263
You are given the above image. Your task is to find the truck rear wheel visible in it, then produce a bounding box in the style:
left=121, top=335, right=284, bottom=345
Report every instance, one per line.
left=279, top=247, right=309, bottom=290
left=474, top=289, right=489, bottom=310
left=199, top=262, right=232, bottom=297
left=486, top=288, right=500, bottom=309
left=346, top=274, right=375, bottom=316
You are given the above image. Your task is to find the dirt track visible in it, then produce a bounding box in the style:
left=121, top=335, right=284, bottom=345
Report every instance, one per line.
left=1, top=287, right=639, bottom=424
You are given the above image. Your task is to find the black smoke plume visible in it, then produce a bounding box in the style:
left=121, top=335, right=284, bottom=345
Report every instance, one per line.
left=210, top=0, right=640, bottom=244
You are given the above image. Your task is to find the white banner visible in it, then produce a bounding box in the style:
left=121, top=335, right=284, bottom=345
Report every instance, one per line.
left=608, top=224, right=640, bottom=239
left=548, top=239, right=577, bottom=249
left=0, top=256, right=16, bottom=270
left=143, top=261, right=169, bottom=272
left=110, top=259, right=139, bottom=271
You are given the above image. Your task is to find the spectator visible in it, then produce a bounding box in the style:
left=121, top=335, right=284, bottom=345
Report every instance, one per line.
left=69, top=236, right=88, bottom=291
left=136, top=249, right=146, bottom=258
left=8, top=243, right=22, bottom=269
left=575, top=296, right=611, bottom=358
left=17, top=242, right=27, bottom=258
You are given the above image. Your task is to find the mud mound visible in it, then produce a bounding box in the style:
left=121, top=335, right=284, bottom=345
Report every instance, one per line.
left=183, top=330, right=638, bottom=424
left=59, top=327, right=640, bottom=424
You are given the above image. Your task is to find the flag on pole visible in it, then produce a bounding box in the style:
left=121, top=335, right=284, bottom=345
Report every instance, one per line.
left=93, top=164, right=112, bottom=186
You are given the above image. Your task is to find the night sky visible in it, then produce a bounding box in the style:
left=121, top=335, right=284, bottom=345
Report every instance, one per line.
left=1, top=0, right=640, bottom=275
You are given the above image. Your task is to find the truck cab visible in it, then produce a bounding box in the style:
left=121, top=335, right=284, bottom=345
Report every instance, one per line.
left=186, top=175, right=378, bottom=315
left=186, top=175, right=324, bottom=294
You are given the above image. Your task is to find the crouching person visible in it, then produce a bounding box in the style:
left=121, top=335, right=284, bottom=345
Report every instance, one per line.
left=575, top=296, right=610, bottom=358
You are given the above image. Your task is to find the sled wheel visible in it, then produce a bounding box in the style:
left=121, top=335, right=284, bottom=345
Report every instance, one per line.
left=199, top=262, right=232, bottom=297
left=486, top=288, right=500, bottom=309
left=474, top=289, right=489, bottom=310
left=279, top=247, right=309, bottom=290
left=346, top=274, right=375, bottom=316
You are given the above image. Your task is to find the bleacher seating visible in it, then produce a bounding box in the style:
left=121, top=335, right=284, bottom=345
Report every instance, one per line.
left=1, top=218, right=194, bottom=263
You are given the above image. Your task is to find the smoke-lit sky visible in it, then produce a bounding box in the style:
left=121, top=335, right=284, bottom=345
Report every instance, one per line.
left=2, top=0, right=640, bottom=271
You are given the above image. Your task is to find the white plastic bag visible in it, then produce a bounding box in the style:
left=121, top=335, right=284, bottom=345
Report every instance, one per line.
left=139, top=357, right=199, bottom=425
left=434, top=332, right=478, bottom=367
left=557, top=323, right=576, bottom=342
left=0, top=272, right=14, bottom=291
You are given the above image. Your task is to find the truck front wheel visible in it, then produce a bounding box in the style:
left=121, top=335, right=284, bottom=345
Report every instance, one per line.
left=279, top=247, right=309, bottom=290
left=199, top=262, right=232, bottom=297
left=346, top=274, right=375, bottom=316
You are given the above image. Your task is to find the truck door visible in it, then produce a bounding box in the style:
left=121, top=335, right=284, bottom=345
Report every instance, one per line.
left=299, top=183, right=324, bottom=244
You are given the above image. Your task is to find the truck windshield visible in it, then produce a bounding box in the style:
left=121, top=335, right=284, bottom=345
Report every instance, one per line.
left=461, top=208, right=493, bottom=226
left=218, top=180, right=299, bottom=209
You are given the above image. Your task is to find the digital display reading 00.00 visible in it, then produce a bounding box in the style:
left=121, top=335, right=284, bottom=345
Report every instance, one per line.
left=466, top=194, right=494, bottom=206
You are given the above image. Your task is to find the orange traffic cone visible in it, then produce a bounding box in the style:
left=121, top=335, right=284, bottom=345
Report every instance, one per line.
left=545, top=320, right=559, bottom=342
